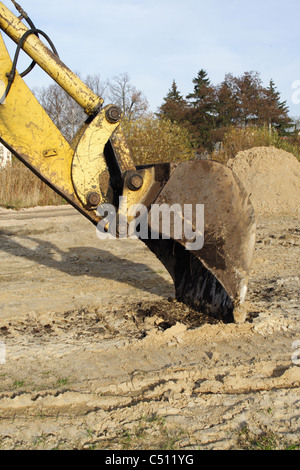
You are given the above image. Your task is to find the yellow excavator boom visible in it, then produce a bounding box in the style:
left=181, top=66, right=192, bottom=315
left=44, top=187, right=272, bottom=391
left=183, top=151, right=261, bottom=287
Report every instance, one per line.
left=0, top=1, right=256, bottom=323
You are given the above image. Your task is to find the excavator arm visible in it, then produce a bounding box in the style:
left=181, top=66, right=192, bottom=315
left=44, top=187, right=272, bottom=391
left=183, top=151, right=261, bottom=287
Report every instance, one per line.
left=0, top=1, right=256, bottom=323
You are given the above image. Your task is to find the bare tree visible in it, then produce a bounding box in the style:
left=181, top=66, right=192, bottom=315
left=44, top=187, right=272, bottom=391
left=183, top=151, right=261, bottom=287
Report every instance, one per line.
left=34, top=83, right=84, bottom=142
left=34, top=73, right=107, bottom=142
left=85, top=73, right=108, bottom=101
left=34, top=72, right=148, bottom=141
left=107, top=73, right=149, bottom=122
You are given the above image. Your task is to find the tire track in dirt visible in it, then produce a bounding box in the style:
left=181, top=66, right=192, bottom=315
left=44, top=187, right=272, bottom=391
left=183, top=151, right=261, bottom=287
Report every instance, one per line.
left=0, top=208, right=299, bottom=449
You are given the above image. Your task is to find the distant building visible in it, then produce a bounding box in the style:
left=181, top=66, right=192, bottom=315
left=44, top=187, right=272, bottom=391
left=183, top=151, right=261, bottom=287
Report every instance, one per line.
left=0, top=143, right=11, bottom=167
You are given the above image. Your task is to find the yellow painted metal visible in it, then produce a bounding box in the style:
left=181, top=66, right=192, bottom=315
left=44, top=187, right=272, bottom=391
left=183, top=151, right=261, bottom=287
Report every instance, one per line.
left=0, top=32, right=77, bottom=200
left=0, top=1, right=103, bottom=115
left=0, top=3, right=143, bottom=224
left=0, top=78, right=5, bottom=103
left=115, top=166, right=155, bottom=236
left=110, top=126, right=136, bottom=173
left=0, top=32, right=123, bottom=222
left=72, top=106, right=120, bottom=206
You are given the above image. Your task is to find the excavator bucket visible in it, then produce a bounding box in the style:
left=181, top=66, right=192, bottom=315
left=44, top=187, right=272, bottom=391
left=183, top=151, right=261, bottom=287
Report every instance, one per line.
left=140, top=159, right=256, bottom=323
left=0, top=2, right=256, bottom=324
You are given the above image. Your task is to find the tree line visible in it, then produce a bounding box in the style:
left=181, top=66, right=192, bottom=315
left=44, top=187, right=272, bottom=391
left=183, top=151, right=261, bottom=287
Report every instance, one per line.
left=158, top=70, right=291, bottom=152
left=33, top=69, right=295, bottom=160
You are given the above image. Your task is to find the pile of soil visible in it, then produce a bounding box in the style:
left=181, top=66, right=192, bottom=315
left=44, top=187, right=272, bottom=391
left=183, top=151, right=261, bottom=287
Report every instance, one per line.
left=227, top=146, right=300, bottom=216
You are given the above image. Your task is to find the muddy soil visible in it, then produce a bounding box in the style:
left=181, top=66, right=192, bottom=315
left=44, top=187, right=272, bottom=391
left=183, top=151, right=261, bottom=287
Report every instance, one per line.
left=0, top=206, right=299, bottom=450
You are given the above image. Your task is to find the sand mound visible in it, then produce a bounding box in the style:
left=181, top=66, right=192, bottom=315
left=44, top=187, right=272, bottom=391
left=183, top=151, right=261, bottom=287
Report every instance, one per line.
left=227, top=146, right=300, bottom=216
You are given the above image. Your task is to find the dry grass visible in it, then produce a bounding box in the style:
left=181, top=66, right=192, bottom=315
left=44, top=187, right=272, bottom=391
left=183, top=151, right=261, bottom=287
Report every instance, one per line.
left=213, top=125, right=300, bottom=163
left=0, top=160, right=66, bottom=209
left=1, top=124, right=298, bottom=210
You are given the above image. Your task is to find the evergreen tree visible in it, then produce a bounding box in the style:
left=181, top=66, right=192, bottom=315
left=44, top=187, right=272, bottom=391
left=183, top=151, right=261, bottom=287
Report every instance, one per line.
left=263, top=79, right=290, bottom=133
left=186, top=69, right=212, bottom=104
left=186, top=69, right=216, bottom=150
left=214, top=74, right=239, bottom=128
left=232, top=71, right=266, bottom=126
left=158, top=80, right=187, bottom=123
left=158, top=70, right=292, bottom=153
left=166, top=79, right=184, bottom=103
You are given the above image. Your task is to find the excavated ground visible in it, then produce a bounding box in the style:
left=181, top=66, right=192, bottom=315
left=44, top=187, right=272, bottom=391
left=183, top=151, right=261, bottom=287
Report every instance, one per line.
left=0, top=205, right=299, bottom=450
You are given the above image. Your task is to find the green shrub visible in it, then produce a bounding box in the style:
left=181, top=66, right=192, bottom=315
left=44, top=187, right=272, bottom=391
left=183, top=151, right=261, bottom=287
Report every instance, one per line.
left=122, top=115, right=195, bottom=165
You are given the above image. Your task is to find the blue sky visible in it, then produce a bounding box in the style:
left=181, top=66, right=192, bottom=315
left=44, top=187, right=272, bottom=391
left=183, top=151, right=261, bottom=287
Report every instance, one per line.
left=2, top=0, right=300, bottom=116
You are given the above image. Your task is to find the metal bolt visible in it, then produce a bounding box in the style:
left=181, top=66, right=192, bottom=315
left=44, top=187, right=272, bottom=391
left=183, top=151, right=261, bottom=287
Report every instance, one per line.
left=127, top=173, right=143, bottom=191
left=105, top=106, right=122, bottom=124
left=116, top=222, right=128, bottom=238
left=86, top=192, right=101, bottom=207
